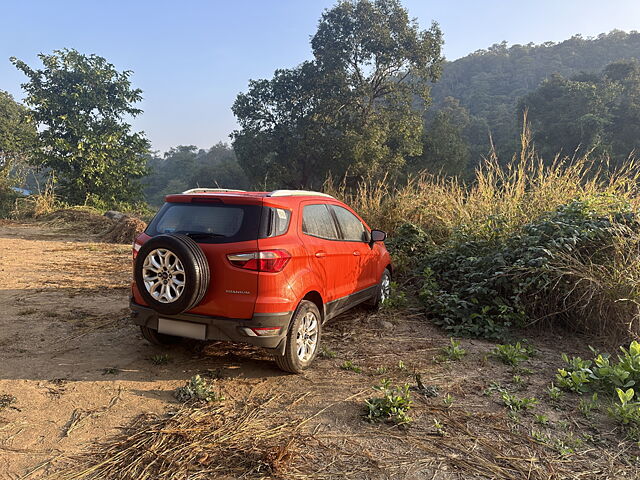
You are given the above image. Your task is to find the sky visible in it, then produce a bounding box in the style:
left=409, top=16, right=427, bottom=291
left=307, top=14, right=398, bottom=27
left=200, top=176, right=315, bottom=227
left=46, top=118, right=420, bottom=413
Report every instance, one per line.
left=1, top=0, right=640, bottom=154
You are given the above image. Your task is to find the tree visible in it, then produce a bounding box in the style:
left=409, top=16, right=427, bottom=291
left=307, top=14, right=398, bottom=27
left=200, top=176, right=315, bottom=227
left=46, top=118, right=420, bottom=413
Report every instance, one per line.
left=412, top=98, right=470, bottom=177
left=0, top=90, right=36, bottom=215
left=0, top=90, right=35, bottom=183
left=143, top=143, right=249, bottom=206
left=232, top=0, right=443, bottom=188
left=11, top=49, right=149, bottom=206
left=519, top=73, right=616, bottom=162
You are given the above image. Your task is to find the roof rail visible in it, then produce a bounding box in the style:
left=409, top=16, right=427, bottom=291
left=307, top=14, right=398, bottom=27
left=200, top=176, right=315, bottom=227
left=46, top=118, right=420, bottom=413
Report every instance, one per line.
left=181, top=188, right=247, bottom=194
left=268, top=189, right=334, bottom=198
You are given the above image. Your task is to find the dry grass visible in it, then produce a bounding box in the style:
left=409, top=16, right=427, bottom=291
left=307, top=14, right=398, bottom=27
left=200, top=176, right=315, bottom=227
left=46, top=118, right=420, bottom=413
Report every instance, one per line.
left=11, top=176, right=59, bottom=218
left=51, top=392, right=639, bottom=480
left=538, top=225, right=640, bottom=341
left=325, top=123, right=640, bottom=241
left=100, top=216, right=147, bottom=244
left=54, top=396, right=304, bottom=480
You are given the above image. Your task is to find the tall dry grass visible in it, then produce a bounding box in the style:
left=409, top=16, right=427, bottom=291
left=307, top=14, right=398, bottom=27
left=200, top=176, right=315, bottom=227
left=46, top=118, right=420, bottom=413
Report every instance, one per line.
left=325, top=123, right=640, bottom=242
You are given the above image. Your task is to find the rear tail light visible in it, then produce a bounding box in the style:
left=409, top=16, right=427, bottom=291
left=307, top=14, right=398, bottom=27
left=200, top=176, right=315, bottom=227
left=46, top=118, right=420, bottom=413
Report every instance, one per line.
left=227, top=249, right=291, bottom=272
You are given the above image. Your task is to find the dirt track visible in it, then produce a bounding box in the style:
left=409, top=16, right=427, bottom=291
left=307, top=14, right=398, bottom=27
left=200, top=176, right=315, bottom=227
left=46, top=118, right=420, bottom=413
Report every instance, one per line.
left=1, top=220, right=639, bottom=479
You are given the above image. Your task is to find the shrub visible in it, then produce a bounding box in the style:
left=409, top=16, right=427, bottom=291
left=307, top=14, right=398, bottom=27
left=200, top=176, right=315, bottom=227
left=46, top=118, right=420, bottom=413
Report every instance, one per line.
left=364, top=379, right=412, bottom=425
left=175, top=375, right=223, bottom=403
left=327, top=130, right=640, bottom=340
left=418, top=196, right=640, bottom=338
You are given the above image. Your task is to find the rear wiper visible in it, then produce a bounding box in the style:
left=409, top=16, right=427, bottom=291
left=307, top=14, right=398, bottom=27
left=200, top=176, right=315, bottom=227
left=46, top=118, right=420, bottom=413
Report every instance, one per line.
left=176, top=231, right=226, bottom=239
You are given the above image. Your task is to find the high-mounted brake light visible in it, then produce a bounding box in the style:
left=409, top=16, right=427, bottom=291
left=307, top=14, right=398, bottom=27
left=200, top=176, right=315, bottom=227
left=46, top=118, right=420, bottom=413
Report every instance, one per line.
left=227, top=249, right=291, bottom=272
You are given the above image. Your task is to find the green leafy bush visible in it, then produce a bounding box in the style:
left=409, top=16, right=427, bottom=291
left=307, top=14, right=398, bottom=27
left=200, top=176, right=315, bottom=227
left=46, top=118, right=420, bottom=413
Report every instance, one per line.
left=364, top=380, right=412, bottom=425
left=416, top=196, right=640, bottom=338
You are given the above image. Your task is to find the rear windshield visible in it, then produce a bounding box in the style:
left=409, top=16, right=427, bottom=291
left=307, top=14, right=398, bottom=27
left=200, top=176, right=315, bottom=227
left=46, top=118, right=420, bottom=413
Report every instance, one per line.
left=146, top=202, right=262, bottom=243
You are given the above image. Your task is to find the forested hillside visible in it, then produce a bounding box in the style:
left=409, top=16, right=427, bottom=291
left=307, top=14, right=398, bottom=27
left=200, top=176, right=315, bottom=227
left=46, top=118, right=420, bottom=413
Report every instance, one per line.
left=428, top=30, right=640, bottom=170
left=143, top=144, right=248, bottom=206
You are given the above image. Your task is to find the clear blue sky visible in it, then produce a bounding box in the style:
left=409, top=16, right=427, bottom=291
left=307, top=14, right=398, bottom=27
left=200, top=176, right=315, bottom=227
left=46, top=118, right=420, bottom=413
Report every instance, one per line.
left=1, top=0, right=639, bottom=153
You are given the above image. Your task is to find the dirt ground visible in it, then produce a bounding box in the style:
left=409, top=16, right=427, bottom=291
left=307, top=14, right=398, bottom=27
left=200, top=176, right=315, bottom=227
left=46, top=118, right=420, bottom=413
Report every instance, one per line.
left=1, top=220, right=639, bottom=480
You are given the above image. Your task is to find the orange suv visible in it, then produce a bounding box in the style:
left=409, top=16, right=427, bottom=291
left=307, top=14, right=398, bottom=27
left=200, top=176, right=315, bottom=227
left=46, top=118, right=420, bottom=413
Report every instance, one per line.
left=130, top=189, right=391, bottom=373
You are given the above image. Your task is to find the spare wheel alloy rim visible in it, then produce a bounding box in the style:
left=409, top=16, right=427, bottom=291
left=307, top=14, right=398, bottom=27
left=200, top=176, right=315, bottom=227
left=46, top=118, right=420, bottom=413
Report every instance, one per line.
left=296, top=311, right=318, bottom=362
left=142, top=248, right=186, bottom=303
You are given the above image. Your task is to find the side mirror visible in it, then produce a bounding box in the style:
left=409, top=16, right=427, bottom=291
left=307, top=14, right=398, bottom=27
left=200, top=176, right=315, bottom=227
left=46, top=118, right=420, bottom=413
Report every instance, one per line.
left=370, top=229, right=386, bottom=243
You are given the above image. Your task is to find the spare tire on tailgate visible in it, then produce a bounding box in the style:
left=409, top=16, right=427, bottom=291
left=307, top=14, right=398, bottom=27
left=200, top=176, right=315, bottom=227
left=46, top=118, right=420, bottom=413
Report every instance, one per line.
left=134, top=234, right=210, bottom=315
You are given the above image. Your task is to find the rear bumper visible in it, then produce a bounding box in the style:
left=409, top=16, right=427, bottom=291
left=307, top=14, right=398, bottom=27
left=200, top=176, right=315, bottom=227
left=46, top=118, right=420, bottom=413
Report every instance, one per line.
left=129, top=299, right=292, bottom=353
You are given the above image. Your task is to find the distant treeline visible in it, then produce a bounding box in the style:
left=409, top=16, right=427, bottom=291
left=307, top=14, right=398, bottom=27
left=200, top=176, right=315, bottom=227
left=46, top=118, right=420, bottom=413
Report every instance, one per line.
left=146, top=31, right=640, bottom=203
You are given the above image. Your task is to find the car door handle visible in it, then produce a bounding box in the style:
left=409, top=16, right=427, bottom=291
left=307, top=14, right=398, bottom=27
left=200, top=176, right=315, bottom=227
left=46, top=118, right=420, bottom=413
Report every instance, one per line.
left=353, top=251, right=361, bottom=256
left=315, top=251, right=327, bottom=258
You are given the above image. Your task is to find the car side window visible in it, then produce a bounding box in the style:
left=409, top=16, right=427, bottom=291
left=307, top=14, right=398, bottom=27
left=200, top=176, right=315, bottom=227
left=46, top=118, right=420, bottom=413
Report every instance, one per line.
left=302, top=204, right=339, bottom=240
left=330, top=206, right=369, bottom=242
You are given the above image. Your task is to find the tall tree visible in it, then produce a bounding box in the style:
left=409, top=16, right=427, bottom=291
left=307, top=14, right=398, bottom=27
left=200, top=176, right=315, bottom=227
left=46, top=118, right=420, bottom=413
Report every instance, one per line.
left=232, top=0, right=443, bottom=188
left=11, top=49, right=149, bottom=206
left=412, top=97, right=471, bottom=177
left=0, top=90, right=35, bottom=183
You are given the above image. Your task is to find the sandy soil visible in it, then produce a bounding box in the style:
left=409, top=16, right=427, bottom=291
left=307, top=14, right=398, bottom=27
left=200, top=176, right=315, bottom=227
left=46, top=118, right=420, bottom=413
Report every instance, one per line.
left=1, top=220, right=639, bottom=479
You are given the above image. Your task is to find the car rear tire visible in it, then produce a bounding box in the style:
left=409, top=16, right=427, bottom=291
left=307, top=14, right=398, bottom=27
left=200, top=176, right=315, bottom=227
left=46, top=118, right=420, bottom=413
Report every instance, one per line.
left=139, top=325, right=182, bottom=345
left=366, top=268, right=391, bottom=311
left=134, top=234, right=210, bottom=315
left=274, top=300, right=322, bottom=374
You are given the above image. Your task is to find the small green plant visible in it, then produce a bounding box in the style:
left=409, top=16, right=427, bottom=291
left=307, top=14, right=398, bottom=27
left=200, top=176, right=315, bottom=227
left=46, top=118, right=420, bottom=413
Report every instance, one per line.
left=578, top=393, right=599, bottom=418
left=102, top=367, right=119, bottom=375
left=491, top=342, right=534, bottom=367
left=512, top=374, right=526, bottom=389
left=340, top=360, right=362, bottom=373
left=483, top=382, right=507, bottom=396
left=609, top=388, right=640, bottom=439
left=397, top=360, right=407, bottom=371
left=150, top=354, right=171, bottom=365
left=443, top=393, right=454, bottom=407
left=433, top=418, right=445, bottom=435
left=374, top=366, right=388, bottom=375
left=556, top=368, right=590, bottom=393
left=535, top=414, right=549, bottom=425
left=547, top=383, right=563, bottom=400
left=441, top=338, right=466, bottom=361
left=501, top=392, right=538, bottom=411
left=531, top=429, right=550, bottom=443
left=320, top=346, right=337, bottom=359
left=175, top=375, right=223, bottom=403
left=364, top=379, right=412, bottom=425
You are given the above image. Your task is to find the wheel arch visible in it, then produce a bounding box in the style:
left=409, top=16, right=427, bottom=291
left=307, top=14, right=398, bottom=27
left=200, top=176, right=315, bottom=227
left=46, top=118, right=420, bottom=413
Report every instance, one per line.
left=300, top=290, right=325, bottom=322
